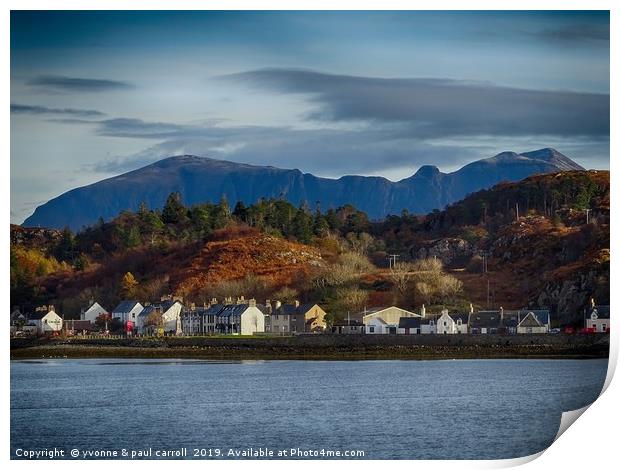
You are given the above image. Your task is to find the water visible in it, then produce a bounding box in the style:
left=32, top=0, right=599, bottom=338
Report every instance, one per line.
left=11, top=358, right=607, bottom=460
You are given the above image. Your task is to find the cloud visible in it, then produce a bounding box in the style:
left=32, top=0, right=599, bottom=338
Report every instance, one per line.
left=222, top=69, right=609, bottom=139
left=82, top=116, right=484, bottom=177
left=534, top=23, right=610, bottom=43
left=10, top=103, right=105, bottom=117
left=27, top=75, right=135, bottom=92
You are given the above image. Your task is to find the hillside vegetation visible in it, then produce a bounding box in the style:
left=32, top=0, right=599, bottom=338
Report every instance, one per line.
left=11, top=170, right=609, bottom=326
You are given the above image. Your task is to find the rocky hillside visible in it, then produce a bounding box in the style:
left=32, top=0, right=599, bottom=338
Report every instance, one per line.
left=401, top=170, right=610, bottom=325
left=23, top=148, right=583, bottom=230
left=171, top=231, right=323, bottom=294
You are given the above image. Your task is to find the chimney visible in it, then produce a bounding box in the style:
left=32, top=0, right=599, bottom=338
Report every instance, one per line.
left=499, top=306, right=504, bottom=321
left=48, top=305, right=55, bottom=312
left=275, top=300, right=282, bottom=310
left=225, top=296, right=232, bottom=304
left=294, top=300, right=300, bottom=308
left=237, top=295, right=245, bottom=304
left=469, top=303, right=474, bottom=314
left=249, top=298, right=256, bottom=307
left=420, top=304, right=426, bottom=318
left=591, top=298, right=596, bottom=308
left=89, top=298, right=95, bottom=307
left=190, top=302, right=196, bottom=311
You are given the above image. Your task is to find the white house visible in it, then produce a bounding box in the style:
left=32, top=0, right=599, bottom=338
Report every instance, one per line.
left=111, top=300, right=144, bottom=329
left=362, top=306, right=419, bottom=334
left=81, top=301, right=108, bottom=323
left=436, top=310, right=454, bottom=334
left=28, top=306, right=63, bottom=335
left=137, top=300, right=183, bottom=335
left=436, top=309, right=470, bottom=334
left=585, top=300, right=610, bottom=333
left=215, top=299, right=265, bottom=335
left=516, top=310, right=550, bottom=334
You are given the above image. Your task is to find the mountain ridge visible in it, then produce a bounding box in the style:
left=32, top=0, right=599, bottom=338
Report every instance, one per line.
left=23, top=148, right=585, bottom=230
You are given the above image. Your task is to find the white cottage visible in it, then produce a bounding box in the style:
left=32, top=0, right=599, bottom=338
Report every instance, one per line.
left=436, top=309, right=470, bottom=334
left=28, top=307, right=63, bottom=335
left=585, top=300, right=610, bottom=333
left=516, top=310, right=550, bottom=334
left=81, top=301, right=108, bottom=323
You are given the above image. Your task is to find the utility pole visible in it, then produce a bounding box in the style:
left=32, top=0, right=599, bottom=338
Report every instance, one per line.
left=486, top=278, right=490, bottom=308
left=585, top=208, right=591, bottom=224
left=515, top=202, right=520, bottom=221
left=387, top=254, right=400, bottom=269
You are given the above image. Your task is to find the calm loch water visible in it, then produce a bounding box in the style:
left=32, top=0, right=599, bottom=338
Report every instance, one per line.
left=11, top=358, right=607, bottom=460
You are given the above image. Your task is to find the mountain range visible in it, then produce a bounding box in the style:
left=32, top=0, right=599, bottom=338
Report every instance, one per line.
left=23, top=148, right=584, bottom=230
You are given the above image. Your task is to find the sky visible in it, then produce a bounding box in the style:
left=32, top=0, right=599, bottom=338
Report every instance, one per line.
left=10, top=11, right=610, bottom=224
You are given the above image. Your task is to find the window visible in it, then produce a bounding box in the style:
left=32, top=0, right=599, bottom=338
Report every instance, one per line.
left=443, top=321, right=447, bottom=327
left=369, top=326, right=375, bottom=333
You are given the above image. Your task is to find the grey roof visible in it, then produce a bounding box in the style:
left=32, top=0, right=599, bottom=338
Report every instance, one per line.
left=217, top=304, right=251, bottom=318
left=201, top=304, right=225, bottom=316
left=399, top=317, right=421, bottom=329
left=420, top=314, right=440, bottom=325
left=501, top=311, right=521, bottom=329
left=140, top=300, right=180, bottom=317
left=277, top=303, right=318, bottom=316
left=112, top=300, right=142, bottom=314
left=590, top=305, right=610, bottom=319
left=28, top=311, right=51, bottom=320
left=256, top=304, right=270, bottom=315
left=470, top=311, right=502, bottom=329
left=449, top=313, right=470, bottom=324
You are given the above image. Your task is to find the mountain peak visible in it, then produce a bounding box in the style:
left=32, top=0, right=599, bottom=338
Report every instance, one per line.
left=520, top=148, right=585, bottom=171
left=414, top=164, right=441, bottom=178
left=23, top=148, right=588, bottom=230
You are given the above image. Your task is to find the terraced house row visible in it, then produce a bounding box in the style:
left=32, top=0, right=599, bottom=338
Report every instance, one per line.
left=181, top=297, right=327, bottom=335
left=10, top=296, right=609, bottom=337
left=331, top=303, right=609, bottom=335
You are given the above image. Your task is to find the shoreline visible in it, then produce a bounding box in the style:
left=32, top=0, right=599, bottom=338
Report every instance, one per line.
left=10, top=335, right=610, bottom=361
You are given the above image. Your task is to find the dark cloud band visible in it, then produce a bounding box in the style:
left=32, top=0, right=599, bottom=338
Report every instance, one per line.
left=11, top=103, right=105, bottom=117
left=223, top=69, right=609, bottom=138
left=27, top=75, right=134, bottom=92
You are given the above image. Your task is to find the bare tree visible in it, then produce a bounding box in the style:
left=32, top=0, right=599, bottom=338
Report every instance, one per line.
left=389, top=261, right=415, bottom=295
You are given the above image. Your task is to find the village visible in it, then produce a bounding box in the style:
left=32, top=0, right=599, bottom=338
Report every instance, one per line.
left=9, top=295, right=610, bottom=338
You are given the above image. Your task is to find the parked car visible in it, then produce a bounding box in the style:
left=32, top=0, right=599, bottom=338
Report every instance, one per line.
left=549, top=328, right=561, bottom=334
